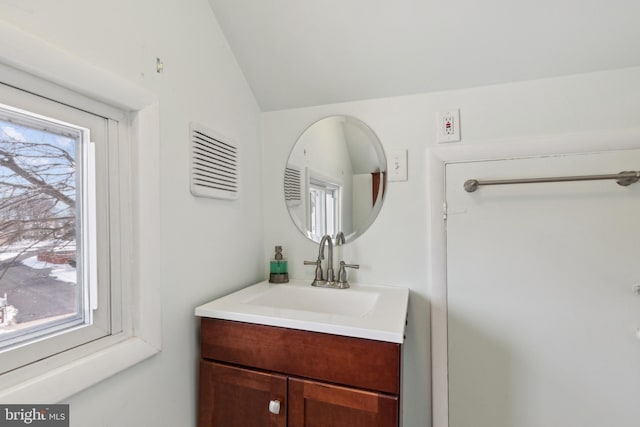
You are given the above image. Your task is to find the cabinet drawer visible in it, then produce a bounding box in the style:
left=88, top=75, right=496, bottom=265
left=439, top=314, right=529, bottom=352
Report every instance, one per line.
left=200, top=318, right=401, bottom=395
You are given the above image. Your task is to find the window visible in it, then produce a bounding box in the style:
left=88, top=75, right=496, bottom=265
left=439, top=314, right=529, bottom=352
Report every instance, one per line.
left=0, top=103, right=100, bottom=351
left=0, top=21, right=160, bottom=403
left=0, top=84, right=113, bottom=374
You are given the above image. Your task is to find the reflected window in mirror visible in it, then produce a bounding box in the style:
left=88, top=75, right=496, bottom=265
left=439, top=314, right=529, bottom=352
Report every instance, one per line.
left=309, top=177, right=340, bottom=241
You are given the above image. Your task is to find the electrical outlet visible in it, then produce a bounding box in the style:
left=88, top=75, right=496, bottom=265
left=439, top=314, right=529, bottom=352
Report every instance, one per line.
left=388, top=149, right=408, bottom=182
left=436, top=109, right=461, bottom=143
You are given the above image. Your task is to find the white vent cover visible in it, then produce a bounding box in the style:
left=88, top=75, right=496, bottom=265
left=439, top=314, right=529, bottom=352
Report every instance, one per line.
left=284, top=166, right=302, bottom=205
left=190, top=122, right=239, bottom=200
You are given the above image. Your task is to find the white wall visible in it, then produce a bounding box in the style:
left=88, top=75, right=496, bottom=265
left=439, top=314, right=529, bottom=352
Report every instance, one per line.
left=0, top=1, right=263, bottom=426
left=3, top=2, right=640, bottom=425
left=261, top=66, right=640, bottom=427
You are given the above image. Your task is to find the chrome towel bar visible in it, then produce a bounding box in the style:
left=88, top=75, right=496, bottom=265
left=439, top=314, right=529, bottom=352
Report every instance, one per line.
left=464, top=170, right=640, bottom=193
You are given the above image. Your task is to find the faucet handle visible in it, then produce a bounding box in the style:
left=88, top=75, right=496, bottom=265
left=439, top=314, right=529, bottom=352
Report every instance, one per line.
left=304, top=259, right=324, bottom=282
left=336, top=261, right=359, bottom=288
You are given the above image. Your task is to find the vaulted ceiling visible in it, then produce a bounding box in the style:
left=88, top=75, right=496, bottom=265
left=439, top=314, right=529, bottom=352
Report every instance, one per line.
left=208, top=0, right=640, bottom=111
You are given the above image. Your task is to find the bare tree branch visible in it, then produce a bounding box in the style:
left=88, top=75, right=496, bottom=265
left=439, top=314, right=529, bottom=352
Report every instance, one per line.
left=0, top=149, right=75, bottom=208
left=0, top=130, right=77, bottom=281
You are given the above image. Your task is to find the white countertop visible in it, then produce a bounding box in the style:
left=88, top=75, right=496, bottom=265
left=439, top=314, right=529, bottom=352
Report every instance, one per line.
left=194, top=279, right=409, bottom=343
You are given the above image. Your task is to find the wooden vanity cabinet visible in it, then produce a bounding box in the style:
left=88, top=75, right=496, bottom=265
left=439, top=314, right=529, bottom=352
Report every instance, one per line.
left=198, top=318, right=402, bottom=427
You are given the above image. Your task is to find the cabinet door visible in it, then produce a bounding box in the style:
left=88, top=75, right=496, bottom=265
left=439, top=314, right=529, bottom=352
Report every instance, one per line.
left=288, top=378, right=398, bottom=427
left=198, top=361, right=287, bottom=427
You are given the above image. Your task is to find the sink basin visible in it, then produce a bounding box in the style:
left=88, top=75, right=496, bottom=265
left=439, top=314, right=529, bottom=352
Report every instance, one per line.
left=195, top=279, right=409, bottom=343
left=243, top=285, right=378, bottom=317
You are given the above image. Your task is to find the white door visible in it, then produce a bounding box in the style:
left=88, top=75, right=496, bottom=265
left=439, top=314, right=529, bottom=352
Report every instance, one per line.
left=445, top=150, right=640, bottom=427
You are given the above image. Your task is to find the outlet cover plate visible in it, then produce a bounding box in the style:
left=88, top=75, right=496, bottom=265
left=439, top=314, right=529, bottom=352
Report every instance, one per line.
left=436, top=109, right=461, bottom=143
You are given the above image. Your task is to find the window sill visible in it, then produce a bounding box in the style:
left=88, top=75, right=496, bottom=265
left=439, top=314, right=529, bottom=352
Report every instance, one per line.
left=0, top=335, right=159, bottom=403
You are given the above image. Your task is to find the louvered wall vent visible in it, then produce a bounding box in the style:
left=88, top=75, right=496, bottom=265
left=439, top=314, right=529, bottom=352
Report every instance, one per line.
left=284, top=166, right=302, bottom=206
left=190, top=122, right=239, bottom=200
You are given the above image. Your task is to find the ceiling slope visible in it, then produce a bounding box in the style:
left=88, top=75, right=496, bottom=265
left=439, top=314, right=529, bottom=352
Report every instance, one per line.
left=208, top=0, right=640, bottom=111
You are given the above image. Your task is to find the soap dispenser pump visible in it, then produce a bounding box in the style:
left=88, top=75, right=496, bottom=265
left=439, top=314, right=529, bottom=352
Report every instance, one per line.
left=269, top=246, right=289, bottom=283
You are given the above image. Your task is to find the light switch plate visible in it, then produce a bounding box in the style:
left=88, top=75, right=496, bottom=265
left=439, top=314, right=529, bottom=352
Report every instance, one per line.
left=436, top=109, right=461, bottom=143
left=388, top=149, right=408, bottom=182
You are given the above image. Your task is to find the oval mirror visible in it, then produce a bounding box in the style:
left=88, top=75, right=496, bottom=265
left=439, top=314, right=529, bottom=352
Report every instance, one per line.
left=284, top=115, right=387, bottom=244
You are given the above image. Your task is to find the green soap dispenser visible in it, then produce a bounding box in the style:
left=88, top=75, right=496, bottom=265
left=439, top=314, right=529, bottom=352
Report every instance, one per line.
left=269, top=246, right=289, bottom=283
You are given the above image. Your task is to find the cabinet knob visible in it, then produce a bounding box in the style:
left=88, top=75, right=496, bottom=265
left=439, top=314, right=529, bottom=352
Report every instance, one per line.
left=269, top=399, right=281, bottom=415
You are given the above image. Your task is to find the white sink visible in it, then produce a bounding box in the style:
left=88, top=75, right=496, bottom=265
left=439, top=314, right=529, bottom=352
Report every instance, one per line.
left=243, top=285, right=378, bottom=316
left=195, top=279, right=409, bottom=343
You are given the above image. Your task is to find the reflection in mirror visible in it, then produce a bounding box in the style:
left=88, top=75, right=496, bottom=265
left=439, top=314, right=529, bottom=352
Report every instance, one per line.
left=284, top=116, right=387, bottom=244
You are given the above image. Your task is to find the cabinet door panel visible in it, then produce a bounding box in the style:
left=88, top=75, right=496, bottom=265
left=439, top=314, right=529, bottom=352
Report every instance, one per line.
left=199, top=361, right=287, bottom=427
left=288, top=378, right=398, bottom=427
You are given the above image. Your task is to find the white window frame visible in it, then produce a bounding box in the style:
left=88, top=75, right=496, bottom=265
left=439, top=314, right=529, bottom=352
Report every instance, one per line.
left=0, top=21, right=160, bottom=402
left=0, top=99, right=107, bottom=364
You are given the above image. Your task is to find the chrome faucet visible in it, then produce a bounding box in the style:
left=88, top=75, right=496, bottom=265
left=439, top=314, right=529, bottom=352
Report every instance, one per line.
left=304, top=233, right=358, bottom=289
left=304, top=234, right=334, bottom=286
left=318, top=234, right=335, bottom=283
